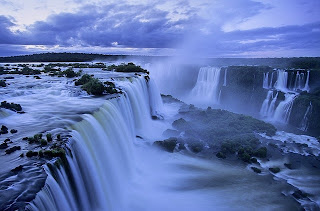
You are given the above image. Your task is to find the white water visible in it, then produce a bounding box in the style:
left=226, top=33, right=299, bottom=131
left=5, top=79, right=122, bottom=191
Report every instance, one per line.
left=300, top=102, right=312, bottom=131
left=274, top=69, right=288, bottom=92
left=273, top=93, right=297, bottom=124
left=190, top=67, right=221, bottom=105
left=223, top=69, right=227, bottom=86
left=263, top=72, right=269, bottom=89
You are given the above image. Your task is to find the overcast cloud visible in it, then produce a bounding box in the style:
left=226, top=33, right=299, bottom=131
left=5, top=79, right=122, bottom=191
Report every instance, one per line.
left=0, top=0, right=319, bottom=57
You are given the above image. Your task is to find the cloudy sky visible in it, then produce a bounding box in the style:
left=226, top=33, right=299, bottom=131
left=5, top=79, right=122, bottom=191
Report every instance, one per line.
left=0, top=0, right=319, bottom=57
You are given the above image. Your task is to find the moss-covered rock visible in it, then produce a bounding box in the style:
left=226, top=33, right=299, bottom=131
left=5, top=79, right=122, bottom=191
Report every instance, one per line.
left=253, top=147, right=267, bottom=158
left=1, top=125, right=8, bottom=134
left=10, top=129, right=17, bottom=134
left=26, top=151, right=38, bottom=157
left=0, top=142, right=8, bottom=149
left=108, top=63, right=148, bottom=73
left=251, top=167, right=262, bottom=173
left=46, top=133, right=53, bottom=142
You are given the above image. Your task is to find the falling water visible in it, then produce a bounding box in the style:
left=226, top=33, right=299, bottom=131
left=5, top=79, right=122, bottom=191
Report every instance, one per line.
left=269, top=72, right=274, bottom=88
left=273, top=93, right=297, bottom=124
left=260, top=90, right=273, bottom=117
left=263, top=72, right=269, bottom=89
left=223, top=69, right=227, bottom=86
left=303, top=70, right=310, bottom=92
left=300, top=101, right=312, bottom=131
left=190, top=67, right=221, bottom=105
left=274, top=70, right=288, bottom=92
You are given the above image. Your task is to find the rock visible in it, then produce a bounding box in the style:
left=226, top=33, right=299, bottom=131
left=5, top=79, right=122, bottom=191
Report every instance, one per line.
left=292, top=190, right=308, bottom=199
left=251, top=167, right=262, bottom=173
left=46, top=133, right=53, bottom=142
left=189, top=142, right=203, bottom=153
left=5, top=146, right=21, bottom=154
left=153, top=138, right=177, bottom=153
left=0, top=142, right=8, bottom=149
left=284, top=163, right=293, bottom=169
left=10, top=129, right=18, bottom=134
left=269, top=167, right=281, bottom=173
left=11, top=165, right=23, bottom=173
left=0, top=80, right=6, bottom=87
left=26, top=151, right=38, bottom=157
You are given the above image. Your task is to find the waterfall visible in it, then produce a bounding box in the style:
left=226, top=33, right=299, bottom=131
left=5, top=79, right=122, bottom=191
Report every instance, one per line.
left=274, top=69, right=288, bottom=92
left=263, top=72, right=269, bottom=89
left=223, top=69, right=227, bottom=86
left=269, top=72, right=274, bottom=88
left=273, top=93, right=297, bottom=124
left=190, top=67, right=221, bottom=105
left=26, top=76, right=158, bottom=210
left=147, top=78, right=164, bottom=119
left=260, top=90, right=273, bottom=117
left=303, top=70, right=310, bottom=92
left=300, top=101, right=312, bottom=131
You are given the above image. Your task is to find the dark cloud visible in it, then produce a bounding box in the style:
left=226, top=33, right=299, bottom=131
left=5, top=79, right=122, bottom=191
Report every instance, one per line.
left=0, top=0, right=319, bottom=57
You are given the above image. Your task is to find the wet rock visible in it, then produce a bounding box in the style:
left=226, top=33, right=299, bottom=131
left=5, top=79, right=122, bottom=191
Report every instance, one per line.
left=0, top=80, right=6, bottom=87
left=153, top=138, right=177, bottom=153
left=292, top=190, right=308, bottom=199
left=0, top=142, right=8, bottom=149
left=11, top=165, right=23, bottom=173
left=189, top=142, right=203, bottom=153
left=26, top=151, right=38, bottom=157
left=253, top=147, right=267, bottom=158
left=1, top=125, right=8, bottom=134
left=269, top=167, right=281, bottom=173
left=251, top=167, right=262, bottom=173
left=5, top=146, right=21, bottom=154
left=10, top=129, right=18, bottom=134
left=284, top=163, right=293, bottom=169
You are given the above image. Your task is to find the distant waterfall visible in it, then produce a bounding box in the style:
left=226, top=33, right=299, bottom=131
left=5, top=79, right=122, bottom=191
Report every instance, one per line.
left=303, top=70, right=310, bottom=92
left=274, top=70, right=288, bottom=92
left=223, top=69, right=227, bottom=86
left=190, top=67, right=221, bottom=105
left=263, top=72, right=269, bottom=89
left=300, top=102, right=312, bottom=131
left=260, top=91, right=278, bottom=118
left=27, top=76, right=159, bottom=210
left=273, top=93, right=297, bottom=124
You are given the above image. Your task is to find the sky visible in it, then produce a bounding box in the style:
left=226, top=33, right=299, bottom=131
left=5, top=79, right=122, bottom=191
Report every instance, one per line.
left=0, top=0, right=319, bottom=57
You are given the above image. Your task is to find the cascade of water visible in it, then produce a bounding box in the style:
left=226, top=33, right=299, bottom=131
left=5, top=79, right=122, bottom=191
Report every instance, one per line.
left=273, top=93, right=297, bottom=124
left=269, top=72, right=274, bottom=88
left=300, top=101, right=312, bottom=131
left=190, top=67, right=221, bottom=105
left=267, top=91, right=279, bottom=117
left=260, top=90, right=273, bottom=117
left=27, top=76, right=157, bottom=211
left=303, top=70, right=310, bottom=92
left=274, top=70, right=288, bottom=92
left=223, top=69, right=227, bottom=86
left=147, top=78, right=164, bottom=119
left=218, top=89, right=222, bottom=104
left=263, top=72, right=269, bottom=89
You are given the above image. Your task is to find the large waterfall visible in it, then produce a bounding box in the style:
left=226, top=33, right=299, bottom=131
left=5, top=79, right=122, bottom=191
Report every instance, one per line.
left=260, top=69, right=310, bottom=125
left=190, top=67, right=221, bottom=105
left=26, top=76, right=162, bottom=210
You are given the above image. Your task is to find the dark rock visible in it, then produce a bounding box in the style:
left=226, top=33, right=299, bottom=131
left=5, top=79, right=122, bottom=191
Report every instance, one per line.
left=10, top=129, right=18, bottom=134
left=251, top=167, right=262, bottom=173
left=292, top=190, right=308, bottom=199
left=189, top=142, right=203, bottom=153
left=269, top=167, right=281, bottom=173
left=26, top=151, right=38, bottom=157
left=253, top=147, right=267, bottom=158
left=284, top=163, right=293, bottom=169
left=5, top=146, right=21, bottom=154
left=153, top=138, right=177, bottom=153
left=0, top=142, right=8, bottom=149
left=11, top=165, right=23, bottom=173
left=0, top=80, right=6, bottom=87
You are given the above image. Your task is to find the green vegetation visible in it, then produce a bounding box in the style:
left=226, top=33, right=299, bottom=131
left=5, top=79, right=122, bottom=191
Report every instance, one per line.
left=106, top=62, right=148, bottom=73
left=75, top=74, right=118, bottom=95
left=0, top=101, right=22, bottom=112
left=26, top=151, right=38, bottom=157
left=46, top=133, right=53, bottom=142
